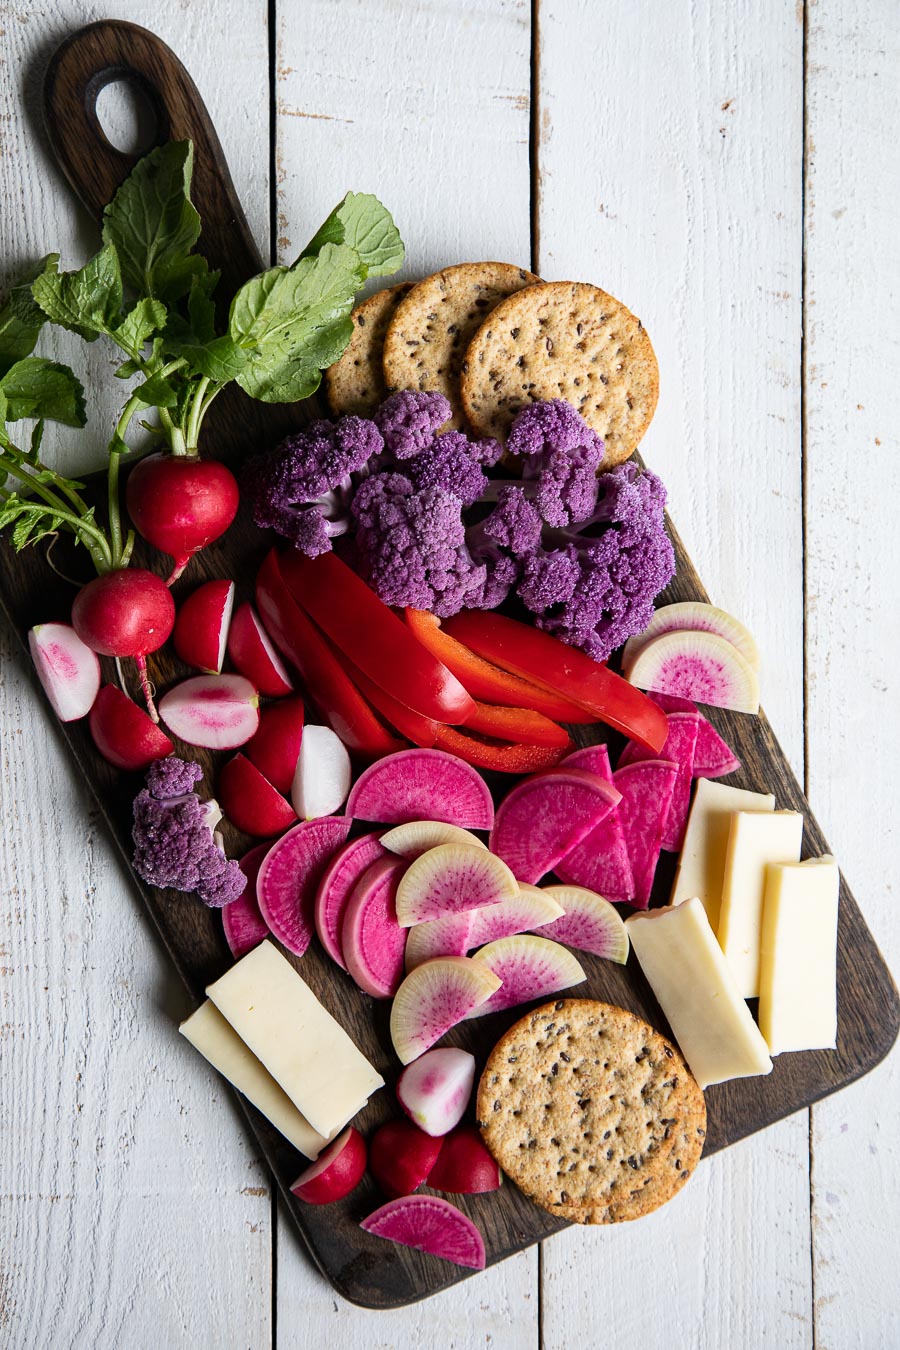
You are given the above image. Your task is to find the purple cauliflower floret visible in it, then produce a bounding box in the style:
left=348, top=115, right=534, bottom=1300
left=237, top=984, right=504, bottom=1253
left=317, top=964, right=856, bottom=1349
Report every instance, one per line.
left=504, top=399, right=606, bottom=527
left=132, top=756, right=244, bottom=909
left=373, top=390, right=451, bottom=459
left=474, top=485, right=543, bottom=557
left=518, top=548, right=580, bottom=611
left=463, top=550, right=519, bottom=611
left=507, top=398, right=605, bottom=462
left=405, top=430, right=488, bottom=507
left=469, top=435, right=505, bottom=468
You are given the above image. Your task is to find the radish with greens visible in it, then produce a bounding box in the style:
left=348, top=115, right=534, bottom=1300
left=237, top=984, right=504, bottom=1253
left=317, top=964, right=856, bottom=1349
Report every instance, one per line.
left=291, top=723, right=351, bottom=819
left=467, top=935, right=585, bottom=1017
left=159, top=673, right=259, bottom=749
left=347, top=748, right=494, bottom=830
left=381, top=820, right=487, bottom=859
left=396, top=1048, right=476, bottom=1137
left=256, top=816, right=352, bottom=955
left=28, top=623, right=101, bottom=722
left=368, top=1119, right=443, bottom=1199
left=535, top=885, right=630, bottom=962
left=244, top=696, right=305, bottom=794
left=489, top=769, right=621, bottom=884
left=222, top=844, right=271, bottom=959
left=340, top=856, right=408, bottom=998
left=217, top=753, right=296, bottom=837
left=625, top=629, right=760, bottom=714
left=427, top=1126, right=501, bottom=1195
left=227, top=602, right=293, bottom=697
left=290, top=1126, right=367, bottom=1205
left=72, top=568, right=175, bottom=718
left=314, top=832, right=387, bottom=970
left=88, top=684, right=174, bottom=770
left=361, top=1195, right=485, bottom=1270
left=172, top=578, right=234, bottom=673
left=390, top=956, right=501, bottom=1064
left=126, top=453, right=239, bottom=583
left=395, top=844, right=518, bottom=927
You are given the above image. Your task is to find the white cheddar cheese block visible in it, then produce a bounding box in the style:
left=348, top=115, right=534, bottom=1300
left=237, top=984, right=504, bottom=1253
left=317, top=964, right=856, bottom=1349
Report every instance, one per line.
left=206, top=940, right=384, bottom=1139
left=627, top=898, right=773, bottom=1089
left=671, top=779, right=776, bottom=928
left=759, top=855, right=839, bottom=1054
left=718, top=810, right=804, bottom=997
left=180, top=1000, right=330, bottom=1159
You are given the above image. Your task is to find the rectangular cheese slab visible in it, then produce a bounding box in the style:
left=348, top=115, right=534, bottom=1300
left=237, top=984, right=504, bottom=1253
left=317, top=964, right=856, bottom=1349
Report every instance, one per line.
left=207, top=941, right=384, bottom=1138
left=180, top=1000, right=329, bottom=1159
left=627, top=898, right=773, bottom=1089
left=671, top=779, right=776, bottom=929
left=759, top=856, right=840, bottom=1054
left=718, top=810, right=804, bottom=997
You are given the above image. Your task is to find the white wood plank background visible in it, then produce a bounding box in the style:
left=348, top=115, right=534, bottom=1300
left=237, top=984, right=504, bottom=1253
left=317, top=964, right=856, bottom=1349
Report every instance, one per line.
left=0, top=1, right=897, bottom=1345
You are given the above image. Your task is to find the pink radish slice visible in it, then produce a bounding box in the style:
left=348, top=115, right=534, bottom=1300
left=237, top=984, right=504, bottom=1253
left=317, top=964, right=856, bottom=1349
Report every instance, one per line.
left=618, top=711, right=700, bottom=852
left=172, top=579, right=234, bottom=673
left=218, top=753, right=297, bottom=838
left=404, top=912, right=474, bottom=972
left=227, top=602, right=294, bottom=697
left=396, top=1048, right=476, bottom=1136
left=222, top=844, right=271, bottom=958
left=245, top=696, right=305, bottom=794
left=404, top=887, right=564, bottom=972
left=612, top=759, right=678, bottom=907
left=390, top=957, right=501, bottom=1064
left=468, top=935, right=585, bottom=1017
left=360, top=1195, right=486, bottom=1270
left=341, top=856, right=408, bottom=998
left=561, top=743, right=613, bottom=783
left=347, top=748, right=494, bottom=829
left=395, top=844, right=518, bottom=926
left=554, top=810, right=635, bottom=904
left=648, top=692, right=696, bottom=715
left=625, top=629, right=760, bottom=714
left=256, top=816, right=352, bottom=956
left=314, top=832, right=387, bottom=970
left=28, top=622, right=101, bottom=722
left=649, top=695, right=741, bottom=779
left=489, top=769, right=621, bottom=885
left=159, top=674, right=260, bottom=749
left=621, top=600, right=760, bottom=673
left=536, top=885, right=630, bottom=962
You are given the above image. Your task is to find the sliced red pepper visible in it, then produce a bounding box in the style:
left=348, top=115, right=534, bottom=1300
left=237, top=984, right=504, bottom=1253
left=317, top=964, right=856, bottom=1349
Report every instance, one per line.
left=443, top=611, right=668, bottom=754
left=405, top=608, right=596, bottom=723
left=256, top=550, right=403, bottom=759
left=339, top=652, right=440, bottom=748
left=433, top=725, right=571, bottom=774
left=278, top=551, right=475, bottom=725
left=463, top=700, right=571, bottom=750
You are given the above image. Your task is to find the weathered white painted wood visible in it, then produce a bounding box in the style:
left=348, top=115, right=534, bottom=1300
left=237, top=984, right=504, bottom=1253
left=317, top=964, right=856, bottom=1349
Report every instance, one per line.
left=804, top=3, right=900, bottom=1347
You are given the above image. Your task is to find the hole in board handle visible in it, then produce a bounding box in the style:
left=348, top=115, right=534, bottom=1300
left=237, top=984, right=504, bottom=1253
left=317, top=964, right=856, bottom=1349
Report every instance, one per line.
left=92, top=72, right=162, bottom=156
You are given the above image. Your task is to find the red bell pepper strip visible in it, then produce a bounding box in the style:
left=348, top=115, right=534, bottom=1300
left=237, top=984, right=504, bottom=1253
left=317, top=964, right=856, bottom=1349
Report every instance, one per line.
left=443, top=611, right=668, bottom=754
left=405, top=608, right=596, bottom=723
left=256, top=550, right=403, bottom=759
left=433, top=726, right=571, bottom=774
left=339, top=652, right=440, bottom=748
left=463, top=700, right=571, bottom=750
left=278, top=551, right=475, bottom=725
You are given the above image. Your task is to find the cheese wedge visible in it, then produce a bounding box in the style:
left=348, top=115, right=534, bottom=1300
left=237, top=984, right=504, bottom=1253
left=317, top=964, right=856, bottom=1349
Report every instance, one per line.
left=718, top=810, right=804, bottom=997
left=627, top=898, right=773, bottom=1089
left=207, top=940, right=384, bottom=1138
left=180, top=1000, right=329, bottom=1159
left=759, top=855, right=839, bottom=1054
left=671, top=779, right=776, bottom=928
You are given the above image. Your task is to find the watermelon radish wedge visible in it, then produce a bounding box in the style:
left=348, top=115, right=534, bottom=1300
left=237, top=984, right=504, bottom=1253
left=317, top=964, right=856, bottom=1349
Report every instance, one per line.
left=390, top=957, right=501, bottom=1063
left=649, top=694, right=741, bottom=779
left=314, top=832, right=387, bottom=970
left=403, top=886, right=564, bottom=971
left=347, top=749, right=494, bottom=829
left=341, top=856, right=408, bottom=998
left=621, top=600, right=760, bottom=674
left=222, top=844, right=271, bottom=959
left=618, top=710, right=700, bottom=851
left=395, top=844, right=518, bottom=927
left=536, top=885, right=630, bottom=963
left=381, top=820, right=487, bottom=858
left=612, top=759, right=678, bottom=907
left=489, top=769, right=621, bottom=884
left=553, top=749, right=632, bottom=902
left=256, top=816, right=352, bottom=955
left=468, top=935, right=585, bottom=1017
left=625, top=630, right=760, bottom=714
left=561, top=743, right=613, bottom=783
left=360, top=1194, right=486, bottom=1270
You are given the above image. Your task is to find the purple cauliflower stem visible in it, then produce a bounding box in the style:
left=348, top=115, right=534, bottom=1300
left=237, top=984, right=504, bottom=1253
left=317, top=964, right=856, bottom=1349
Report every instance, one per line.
left=132, top=757, right=245, bottom=909
left=374, top=389, right=452, bottom=459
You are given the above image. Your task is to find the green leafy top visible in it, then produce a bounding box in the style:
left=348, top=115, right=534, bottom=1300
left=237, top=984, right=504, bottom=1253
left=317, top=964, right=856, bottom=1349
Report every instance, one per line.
left=102, top=140, right=204, bottom=302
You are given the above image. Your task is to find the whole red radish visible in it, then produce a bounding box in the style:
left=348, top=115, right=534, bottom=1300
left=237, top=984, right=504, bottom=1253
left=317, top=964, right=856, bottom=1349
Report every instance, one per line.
left=426, top=1126, right=502, bottom=1194
left=88, top=684, right=174, bottom=770
left=244, top=696, right=305, bottom=794
left=126, top=453, right=239, bottom=583
left=291, top=1127, right=367, bottom=1205
left=72, top=568, right=175, bottom=719
left=218, top=754, right=296, bottom=837
left=227, top=602, right=293, bottom=697
left=28, top=622, right=100, bottom=722
left=369, top=1119, right=443, bottom=1199
left=173, top=579, right=235, bottom=673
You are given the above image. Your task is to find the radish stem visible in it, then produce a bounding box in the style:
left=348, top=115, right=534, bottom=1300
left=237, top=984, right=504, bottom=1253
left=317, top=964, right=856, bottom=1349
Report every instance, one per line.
left=134, top=655, right=159, bottom=722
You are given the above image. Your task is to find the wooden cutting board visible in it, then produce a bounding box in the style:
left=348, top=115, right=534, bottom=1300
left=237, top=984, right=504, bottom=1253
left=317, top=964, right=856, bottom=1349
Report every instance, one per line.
left=0, top=18, right=896, bottom=1310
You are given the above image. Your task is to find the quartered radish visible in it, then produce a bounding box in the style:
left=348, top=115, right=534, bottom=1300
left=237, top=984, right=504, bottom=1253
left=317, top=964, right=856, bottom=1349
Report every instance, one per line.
left=536, top=885, right=630, bottom=963
left=159, top=674, right=259, bottom=749
left=390, top=956, right=501, bottom=1064
left=28, top=622, right=101, bottom=722
left=341, top=856, right=408, bottom=998
left=222, top=844, right=271, bottom=959
left=381, top=820, right=487, bottom=859
left=244, top=696, right=305, bottom=794
left=218, top=753, right=296, bottom=837
left=347, top=748, right=494, bottom=830
left=647, top=696, right=742, bottom=778
left=291, top=723, right=351, bottom=819
left=396, top=1048, right=476, bottom=1136
left=612, top=759, right=678, bottom=908
left=619, top=710, right=700, bottom=851
left=172, top=579, right=234, bottom=673
left=467, top=935, right=585, bottom=1017
left=291, top=1126, right=367, bottom=1205
left=625, top=630, right=760, bottom=714
left=404, top=886, right=564, bottom=972
left=227, top=602, right=294, bottom=697
left=489, top=769, right=621, bottom=884
left=622, top=600, right=760, bottom=674
left=395, top=844, right=518, bottom=927
left=368, top=1119, right=443, bottom=1198
left=361, top=1195, right=486, bottom=1270
left=314, top=832, right=387, bottom=970
left=427, top=1126, right=502, bottom=1195
left=256, top=816, right=352, bottom=956
left=88, top=684, right=174, bottom=770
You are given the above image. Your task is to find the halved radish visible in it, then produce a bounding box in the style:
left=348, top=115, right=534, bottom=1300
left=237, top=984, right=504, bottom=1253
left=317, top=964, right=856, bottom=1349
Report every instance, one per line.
left=395, top=844, right=518, bottom=927
left=396, top=1048, right=476, bottom=1136
left=222, top=844, right=271, bottom=958
left=244, top=696, right=305, bottom=794
left=613, top=759, right=678, bottom=907
left=256, top=816, right=352, bottom=955
left=390, top=956, right=501, bottom=1064
left=172, top=579, right=234, bottom=674
left=360, top=1195, right=485, bottom=1270
left=619, top=710, right=700, bottom=851
left=29, top=622, right=101, bottom=722
left=381, top=820, right=487, bottom=859
left=622, top=600, right=760, bottom=673
left=314, top=832, right=387, bottom=970
left=341, top=856, right=408, bottom=998
left=347, top=748, right=494, bottom=830
left=88, top=684, right=174, bottom=769
left=468, top=935, right=585, bottom=1017
left=368, top=1119, right=443, bottom=1198
left=489, top=769, right=621, bottom=885
left=625, top=630, right=760, bottom=714
left=536, top=885, right=630, bottom=962
left=291, top=1126, right=366, bottom=1204
left=291, top=723, right=351, bottom=819
left=159, top=674, right=259, bottom=749
left=227, top=601, right=294, bottom=697
left=218, top=754, right=297, bottom=837
left=427, top=1126, right=501, bottom=1194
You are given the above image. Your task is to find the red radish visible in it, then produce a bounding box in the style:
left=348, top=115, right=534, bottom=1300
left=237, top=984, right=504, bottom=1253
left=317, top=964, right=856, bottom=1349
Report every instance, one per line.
left=347, top=748, right=494, bottom=830
left=71, top=568, right=175, bottom=719
left=290, top=1126, right=367, bottom=1205
left=172, top=579, right=235, bottom=673
left=390, top=957, right=501, bottom=1064
left=159, top=674, right=259, bottom=749
left=222, top=844, right=271, bottom=959
left=427, top=1126, right=501, bottom=1195
left=218, top=754, right=296, bottom=837
left=467, top=935, right=585, bottom=1017
left=395, top=844, right=518, bottom=927
left=619, top=711, right=700, bottom=851
left=292, top=724, right=351, bottom=819
left=368, top=1119, right=443, bottom=1198
left=256, top=816, right=352, bottom=955
left=381, top=820, right=487, bottom=859
left=88, top=684, right=174, bottom=770
left=613, top=759, right=678, bottom=907
left=396, top=1048, right=476, bottom=1137
left=489, top=769, right=621, bottom=885
left=244, top=696, right=305, bottom=794
left=28, top=622, right=101, bottom=722
left=314, top=832, right=387, bottom=970
left=535, top=884, right=630, bottom=962
left=360, top=1195, right=485, bottom=1270
left=227, top=602, right=293, bottom=697
left=340, top=856, right=408, bottom=998
left=125, top=452, right=239, bottom=583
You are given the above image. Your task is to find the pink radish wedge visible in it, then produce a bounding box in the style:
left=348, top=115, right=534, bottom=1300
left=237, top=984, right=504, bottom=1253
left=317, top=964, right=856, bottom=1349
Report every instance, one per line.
left=256, top=816, right=352, bottom=956
left=341, top=856, right=408, bottom=998
left=396, top=1048, right=476, bottom=1136
left=347, top=748, right=494, bottom=830
left=29, top=622, right=101, bottom=722
left=314, top=832, right=387, bottom=969
left=427, top=1126, right=501, bottom=1195
left=404, top=886, right=565, bottom=973
left=218, top=754, right=296, bottom=837
left=622, top=601, right=760, bottom=674
left=395, top=844, right=518, bottom=927
left=361, top=1195, right=485, bottom=1270
left=88, top=684, right=174, bottom=770
left=613, top=759, right=678, bottom=908
left=468, top=935, right=585, bottom=1017
left=381, top=820, right=487, bottom=859
left=554, top=808, right=635, bottom=906
left=292, top=724, right=351, bottom=819
left=490, top=769, right=621, bottom=885
left=291, top=1126, right=367, bottom=1204
left=561, top=743, right=613, bottom=783
left=222, top=844, right=271, bottom=958
left=619, top=710, right=700, bottom=852
left=227, top=602, right=293, bottom=697
left=535, top=885, right=630, bottom=962
left=369, top=1119, right=443, bottom=1198
left=404, top=912, right=473, bottom=972
left=648, top=694, right=741, bottom=778
left=172, top=579, right=234, bottom=673
left=245, top=696, right=305, bottom=794
left=390, top=957, right=501, bottom=1064
left=625, top=630, right=760, bottom=714
left=159, top=674, right=259, bottom=749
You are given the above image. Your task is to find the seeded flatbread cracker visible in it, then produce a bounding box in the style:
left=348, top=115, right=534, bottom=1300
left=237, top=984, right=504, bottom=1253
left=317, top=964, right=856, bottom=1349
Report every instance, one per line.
left=325, top=282, right=414, bottom=417
left=460, top=281, right=659, bottom=464
left=476, top=999, right=706, bottom=1225
left=382, top=262, right=540, bottom=429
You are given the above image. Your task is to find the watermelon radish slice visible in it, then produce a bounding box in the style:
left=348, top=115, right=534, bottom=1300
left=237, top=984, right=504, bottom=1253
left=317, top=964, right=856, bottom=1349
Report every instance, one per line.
left=612, top=759, right=678, bottom=907
left=404, top=911, right=474, bottom=972
left=341, top=856, right=408, bottom=998
left=621, top=601, right=760, bottom=673
left=403, top=887, right=564, bottom=971
left=381, top=820, right=487, bottom=858
left=390, top=957, right=501, bottom=1063
left=256, top=816, right=352, bottom=955
left=618, top=710, right=700, bottom=851
left=468, top=935, right=585, bottom=1017
left=314, top=832, right=387, bottom=969
left=561, top=743, right=613, bottom=783
left=490, top=769, right=621, bottom=884
left=427, top=1125, right=502, bottom=1195
left=625, top=630, right=760, bottom=714
left=554, top=812, right=635, bottom=904
left=649, top=695, right=741, bottom=779
left=536, top=884, right=630, bottom=962
left=647, top=692, right=696, bottom=714
left=397, top=1047, right=476, bottom=1136
left=360, top=1194, right=486, bottom=1270
left=347, top=749, right=494, bottom=829
left=395, top=844, right=518, bottom=926
left=222, top=844, right=271, bottom=959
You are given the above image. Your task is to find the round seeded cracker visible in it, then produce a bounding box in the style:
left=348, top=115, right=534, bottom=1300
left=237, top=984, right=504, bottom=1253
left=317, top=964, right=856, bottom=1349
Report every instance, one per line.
left=325, top=282, right=414, bottom=417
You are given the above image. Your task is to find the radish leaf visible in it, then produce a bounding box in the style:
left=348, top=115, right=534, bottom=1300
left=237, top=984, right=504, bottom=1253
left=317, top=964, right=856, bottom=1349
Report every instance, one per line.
left=304, top=192, right=405, bottom=278
left=102, top=140, right=204, bottom=302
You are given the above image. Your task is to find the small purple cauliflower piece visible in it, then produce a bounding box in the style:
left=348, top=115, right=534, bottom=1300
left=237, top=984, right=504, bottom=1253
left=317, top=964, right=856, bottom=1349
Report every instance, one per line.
left=374, top=390, right=451, bottom=459
left=145, top=756, right=203, bottom=798
left=462, top=550, right=519, bottom=611
left=475, top=485, right=543, bottom=557
left=518, top=548, right=580, bottom=611
left=405, top=431, right=488, bottom=507
left=505, top=399, right=606, bottom=527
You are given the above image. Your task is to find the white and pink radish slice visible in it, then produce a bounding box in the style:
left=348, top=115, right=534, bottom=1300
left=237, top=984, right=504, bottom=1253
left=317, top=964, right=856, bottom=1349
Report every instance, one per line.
left=612, top=759, right=678, bottom=908
left=561, top=743, right=613, bottom=782
left=625, top=630, right=760, bottom=714
left=159, top=674, right=259, bottom=749
left=622, top=600, right=760, bottom=674
left=218, top=753, right=296, bottom=838
left=88, top=684, right=174, bottom=770
left=244, top=696, right=305, bottom=794
left=28, top=622, right=101, bottom=722
left=390, top=956, right=501, bottom=1064
left=347, top=748, right=494, bottom=830
left=396, top=1047, right=476, bottom=1137
left=291, top=723, right=351, bottom=820
left=427, top=1125, right=501, bottom=1194
left=535, top=885, right=630, bottom=963
left=381, top=820, right=487, bottom=859
left=490, top=769, right=621, bottom=885
left=619, top=710, right=700, bottom=852
left=648, top=694, right=741, bottom=778
left=290, top=1126, right=367, bottom=1205
left=314, top=832, right=387, bottom=970
left=227, top=602, right=294, bottom=697
left=404, top=912, right=474, bottom=972
left=222, top=844, right=271, bottom=958
left=395, top=844, right=518, bottom=927
left=467, top=935, right=585, bottom=1017
left=172, top=579, right=234, bottom=673
left=360, top=1195, right=486, bottom=1270
left=341, top=856, right=408, bottom=998
left=256, top=816, right=352, bottom=956
left=404, top=885, right=566, bottom=973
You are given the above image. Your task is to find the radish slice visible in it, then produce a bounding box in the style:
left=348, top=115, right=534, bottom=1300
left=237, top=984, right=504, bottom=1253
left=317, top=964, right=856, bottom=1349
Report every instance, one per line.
left=625, top=630, right=760, bottom=714
left=618, top=710, right=700, bottom=851
left=347, top=748, right=494, bottom=830
left=218, top=754, right=296, bottom=838
left=172, top=579, right=234, bottom=673
left=490, top=769, right=621, bottom=885
left=622, top=601, right=760, bottom=673
left=341, top=856, right=408, bottom=998
left=555, top=807, right=635, bottom=905
left=159, top=674, right=259, bottom=749
left=361, top=1195, right=486, bottom=1270
left=244, top=696, right=305, bottom=794
left=467, top=935, right=585, bottom=1017
left=390, top=957, right=501, bottom=1064
left=292, top=724, right=351, bottom=819
left=395, top=844, right=518, bottom=927
left=222, top=844, right=271, bottom=958
left=381, top=820, right=487, bottom=859
left=561, top=743, right=614, bottom=782
left=648, top=694, right=741, bottom=778
left=536, top=885, right=630, bottom=963
left=404, top=912, right=474, bottom=972
left=405, top=885, right=566, bottom=972
left=314, top=832, right=387, bottom=970
left=227, top=602, right=294, bottom=697
left=612, top=759, right=678, bottom=907
left=256, top=816, right=352, bottom=956
left=28, top=623, right=101, bottom=722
